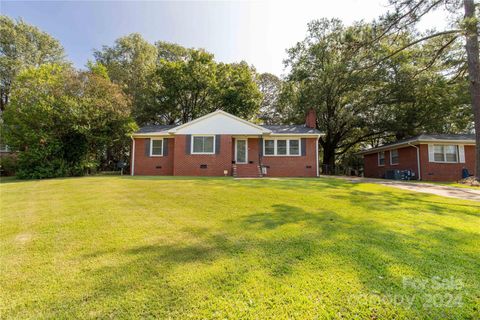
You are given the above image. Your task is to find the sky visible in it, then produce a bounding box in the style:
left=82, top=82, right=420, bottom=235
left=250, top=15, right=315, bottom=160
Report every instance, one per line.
left=1, top=0, right=449, bottom=76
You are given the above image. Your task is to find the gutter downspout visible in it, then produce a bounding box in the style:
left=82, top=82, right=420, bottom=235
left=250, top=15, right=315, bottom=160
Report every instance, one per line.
left=130, top=136, right=135, bottom=176
left=407, top=142, right=421, bottom=181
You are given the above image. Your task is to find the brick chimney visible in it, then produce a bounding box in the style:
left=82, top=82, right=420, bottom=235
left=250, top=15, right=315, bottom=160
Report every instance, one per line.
left=305, top=109, right=316, bottom=128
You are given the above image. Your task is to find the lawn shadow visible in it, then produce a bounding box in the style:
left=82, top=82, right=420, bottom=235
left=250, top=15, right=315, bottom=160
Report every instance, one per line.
left=57, top=197, right=479, bottom=318
left=329, top=188, right=480, bottom=218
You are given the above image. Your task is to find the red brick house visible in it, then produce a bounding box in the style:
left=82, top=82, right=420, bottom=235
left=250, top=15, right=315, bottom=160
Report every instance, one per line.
left=131, top=110, right=321, bottom=177
left=360, top=134, right=476, bottom=182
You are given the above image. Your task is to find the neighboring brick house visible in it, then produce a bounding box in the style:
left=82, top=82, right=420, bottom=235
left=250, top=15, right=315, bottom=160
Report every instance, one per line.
left=131, top=110, right=322, bottom=177
left=359, top=134, right=476, bottom=182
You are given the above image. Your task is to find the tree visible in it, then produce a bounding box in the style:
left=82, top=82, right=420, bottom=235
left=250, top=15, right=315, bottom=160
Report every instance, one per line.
left=256, top=73, right=284, bottom=124
left=463, top=0, right=480, bottom=180
left=93, top=33, right=157, bottom=121
left=284, top=19, right=389, bottom=173
left=214, top=62, right=262, bottom=120
left=371, top=34, right=472, bottom=140
left=3, top=64, right=135, bottom=178
left=140, top=47, right=261, bottom=125
left=284, top=18, right=470, bottom=173
left=143, top=48, right=218, bottom=124
left=377, top=0, right=480, bottom=179
left=0, top=15, right=65, bottom=111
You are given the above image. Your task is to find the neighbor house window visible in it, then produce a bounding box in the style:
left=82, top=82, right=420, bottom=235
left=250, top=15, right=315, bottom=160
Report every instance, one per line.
left=277, top=140, right=287, bottom=155
left=390, top=149, right=399, bottom=165
left=434, top=145, right=458, bottom=163
left=289, top=140, right=300, bottom=155
left=192, top=135, right=215, bottom=154
left=378, top=151, right=385, bottom=166
left=264, top=140, right=275, bottom=155
left=263, top=139, right=301, bottom=156
left=150, top=139, right=163, bottom=156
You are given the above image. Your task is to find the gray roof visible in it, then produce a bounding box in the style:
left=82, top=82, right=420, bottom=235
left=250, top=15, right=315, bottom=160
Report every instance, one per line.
left=260, top=125, right=321, bottom=134
left=135, top=125, right=176, bottom=134
left=135, top=124, right=321, bottom=135
left=413, top=134, right=475, bottom=141
left=360, top=134, right=476, bottom=154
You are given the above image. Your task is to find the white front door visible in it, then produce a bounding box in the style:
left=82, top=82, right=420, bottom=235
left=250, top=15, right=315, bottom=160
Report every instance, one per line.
left=235, top=139, right=248, bottom=164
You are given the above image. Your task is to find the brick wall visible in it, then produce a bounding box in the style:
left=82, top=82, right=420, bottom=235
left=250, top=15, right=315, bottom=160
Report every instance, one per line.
left=363, top=144, right=476, bottom=182
left=173, top=135, right=233, bottom=176
left=364, top=146, right=419, bottom=179
left=132, top=138, right=174, bottom=175
left=261, top=138, right=318, bottom=177
left=419, top=144, right=475, bottom=181
left=132, top=135, right=319, bottom=177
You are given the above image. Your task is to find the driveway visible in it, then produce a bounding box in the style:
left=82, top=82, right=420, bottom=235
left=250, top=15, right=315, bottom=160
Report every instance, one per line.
left=327, top=176, right=480, bottom=202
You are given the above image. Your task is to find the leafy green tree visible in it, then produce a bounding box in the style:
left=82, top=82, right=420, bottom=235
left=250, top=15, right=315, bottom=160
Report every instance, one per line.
left=0, top=16, right=65, bottom=111
left=141, top=47, right=261, bottom=125
left=214, top=62, right=262, bottom=120
left=371, top=33, right=472, bottom=140
left=373, top=0, right=480, bottom=179
left=156, top=41, right=191, bottom=62
left=284, top=19, right=470, bottom=173
left=256, top=73, right=284, bottom=124
left=284, top=19, right=386, bottom=172
left=3, top=64, right=135, bottom=178
left=93, top=33, right=157, bottom=121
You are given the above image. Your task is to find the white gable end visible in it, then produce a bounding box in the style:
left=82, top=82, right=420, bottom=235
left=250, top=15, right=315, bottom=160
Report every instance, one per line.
left=171, top=111, right=269, bottom=135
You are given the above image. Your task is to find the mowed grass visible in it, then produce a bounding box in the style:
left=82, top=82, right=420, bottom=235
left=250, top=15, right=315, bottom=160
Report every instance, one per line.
left=1, top=176, right=479, bottom=319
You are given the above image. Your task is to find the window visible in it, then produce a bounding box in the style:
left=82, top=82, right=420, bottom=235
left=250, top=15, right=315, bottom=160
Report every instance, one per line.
left=150, top=139, right=163, bottom=156
left=192, top=135, right=215, bottom=154
left=263, top=138, right=301, bottom=156
left=264, top=140, right=275, bottom=155
left=378, top=151, right=385, bottom=166
left=289, top=140, right=300, bottom=155
left=434, top=145, right=458, bottom=163
left=277, top=140, right=287, bottom=155
left=390, top=149, right=399, bottom=165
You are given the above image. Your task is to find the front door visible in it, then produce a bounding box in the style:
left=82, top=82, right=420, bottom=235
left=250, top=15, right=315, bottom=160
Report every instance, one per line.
left=235, top=139, right=248, bottom=164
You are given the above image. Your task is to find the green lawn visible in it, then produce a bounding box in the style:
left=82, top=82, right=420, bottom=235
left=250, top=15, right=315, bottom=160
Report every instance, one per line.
left=1, top=176, right=479, bottom=319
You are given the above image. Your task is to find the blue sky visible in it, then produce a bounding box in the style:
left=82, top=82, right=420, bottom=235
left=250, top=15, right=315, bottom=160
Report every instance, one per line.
left=1, top=1, right=447, bottom=76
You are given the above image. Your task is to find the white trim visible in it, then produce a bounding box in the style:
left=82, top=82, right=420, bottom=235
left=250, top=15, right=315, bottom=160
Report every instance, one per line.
left=390, top=149, right=399, bottom=165
left=360, top=139, right=475, bottom=155
left=132, top=132, right=173, bottom=138
left=378, top=151, right=385, bottom=166
left=191, top=134, right=215, bottom=155
left=150, top=138, right=164, bottom=157
left=263, top=138, right=301, bottom=156
left=268, top=133, right=322, bottom=137
left=459, top=145, right=465, bottom=163
left=430, top=144, right=460, bottom=163
left=234, top=139, right=248, bottom=164
left=131, top=137, right=135, bottom=176
left=169, top=110, right=271, bottom=134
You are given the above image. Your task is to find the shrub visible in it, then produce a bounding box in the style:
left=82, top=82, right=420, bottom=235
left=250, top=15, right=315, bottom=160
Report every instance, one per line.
left=0, top=155, right=17, bottom=176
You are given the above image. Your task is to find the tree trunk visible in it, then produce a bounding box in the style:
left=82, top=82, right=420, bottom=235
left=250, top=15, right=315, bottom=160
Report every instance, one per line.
left=464, top=0, right=480, bottom=180
left=322, top=143, right=336, bottom=175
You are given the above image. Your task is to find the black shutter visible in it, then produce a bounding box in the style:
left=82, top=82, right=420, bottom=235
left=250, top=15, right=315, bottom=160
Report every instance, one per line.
left=301, top=138, right=306, bottom=156
left=215, top=135, right=221, bottom=154
left=163, top=138, right=168, bottom=156
left=185, top=135, right=191, bottom=154
left=258, top=138, right=263, bottom=156
left=145, top=138, right=151, bottom=156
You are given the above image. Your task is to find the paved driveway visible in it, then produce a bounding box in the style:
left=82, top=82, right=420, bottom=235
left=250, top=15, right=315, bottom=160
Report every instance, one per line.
left=328, top=176, right=480, bottom=202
